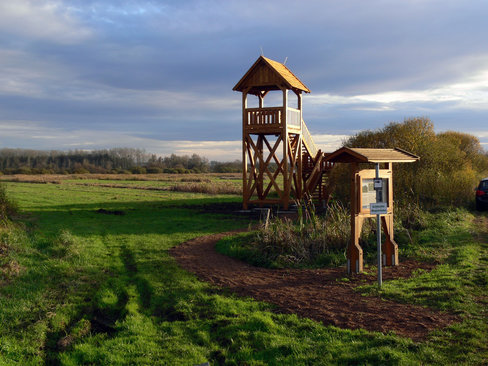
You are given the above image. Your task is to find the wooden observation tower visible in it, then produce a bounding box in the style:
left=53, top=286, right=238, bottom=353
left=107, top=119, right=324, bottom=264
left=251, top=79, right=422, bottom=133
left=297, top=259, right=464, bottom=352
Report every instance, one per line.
left=233, top=56, right=334, bottom=209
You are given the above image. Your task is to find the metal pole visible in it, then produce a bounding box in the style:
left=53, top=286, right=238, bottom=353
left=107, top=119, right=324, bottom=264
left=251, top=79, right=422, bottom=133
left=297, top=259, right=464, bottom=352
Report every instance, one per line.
left=375, top=163, right=382, bottom=288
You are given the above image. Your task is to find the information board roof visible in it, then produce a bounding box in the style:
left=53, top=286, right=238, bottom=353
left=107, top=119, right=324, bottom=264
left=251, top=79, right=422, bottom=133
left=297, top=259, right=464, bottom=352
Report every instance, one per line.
left=327, top=147, right=419, bottom=163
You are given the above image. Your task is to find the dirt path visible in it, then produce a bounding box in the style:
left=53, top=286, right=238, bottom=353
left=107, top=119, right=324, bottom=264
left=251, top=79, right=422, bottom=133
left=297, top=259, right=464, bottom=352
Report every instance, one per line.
left=170, top=231, right=459, bottom=341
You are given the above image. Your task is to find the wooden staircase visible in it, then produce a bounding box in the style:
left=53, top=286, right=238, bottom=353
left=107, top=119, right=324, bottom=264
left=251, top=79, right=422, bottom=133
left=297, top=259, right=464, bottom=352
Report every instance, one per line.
left=301, top=119, right=334, bottom=205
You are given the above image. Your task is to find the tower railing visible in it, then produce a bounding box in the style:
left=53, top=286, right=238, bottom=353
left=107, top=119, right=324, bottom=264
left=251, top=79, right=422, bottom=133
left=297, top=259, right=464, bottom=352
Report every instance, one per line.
left=246, top=107, right=282, bottom=127
left=286, top=108, right=301, bottom=128
left=245, top=107, right=301, bottom=130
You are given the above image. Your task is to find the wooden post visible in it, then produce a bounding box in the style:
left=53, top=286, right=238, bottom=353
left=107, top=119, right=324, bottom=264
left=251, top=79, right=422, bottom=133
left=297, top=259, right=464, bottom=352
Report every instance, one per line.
left=380, top=162, right=398, bottom=266
left=297, top=91, right=303, bottom=200
left=381, top=215, right=398, bottom=266
left=297, top=134, right=303, bottom=199
left=348, top=163, right=363, bottom=274
left=282, top=87, right=289, bottom=210
left=242, top=89, right=248, bottom=209
left=257, top=135, right=264, bottom=201
left=297, top=91, right=302, bottom=112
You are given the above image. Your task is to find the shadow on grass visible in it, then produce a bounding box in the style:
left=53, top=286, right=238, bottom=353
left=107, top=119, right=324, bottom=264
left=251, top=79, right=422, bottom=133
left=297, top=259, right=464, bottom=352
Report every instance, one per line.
left=26, top=197, right=250, bottom=237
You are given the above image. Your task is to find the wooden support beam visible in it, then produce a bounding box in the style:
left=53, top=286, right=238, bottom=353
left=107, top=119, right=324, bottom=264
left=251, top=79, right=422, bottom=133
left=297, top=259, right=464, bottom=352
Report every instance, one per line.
left=297, top=133, right=303, bottom=199
left=257, top=135, right=264, bottom=200
left=282, top=87, right=289, bottom=209
left=348, top=163, right=364, bottom=274
left=245, top=136, right=259, bottom=198
left=242, top=89, right=249, bottom=209
left=381, top=215, right=398, bottom=266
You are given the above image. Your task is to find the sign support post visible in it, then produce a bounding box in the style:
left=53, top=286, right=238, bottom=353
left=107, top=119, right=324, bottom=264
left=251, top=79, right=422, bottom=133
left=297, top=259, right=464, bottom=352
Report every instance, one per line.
left=375, top=163, right=382, bottom=288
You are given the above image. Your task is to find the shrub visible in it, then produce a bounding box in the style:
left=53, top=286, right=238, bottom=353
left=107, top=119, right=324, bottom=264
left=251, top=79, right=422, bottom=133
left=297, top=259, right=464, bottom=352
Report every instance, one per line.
left=14, top=167, right=32, bottom=174
left=246, top=200, right=353, bottom=267
left=0, top=184, right=18, bottom=223
left=131, top=167, right=147, bottom=174
left=71, top=167, right=89, bottom=174
left=3, top=168, right=16, bottom=175
left=146, top=167, right=162, bottom=174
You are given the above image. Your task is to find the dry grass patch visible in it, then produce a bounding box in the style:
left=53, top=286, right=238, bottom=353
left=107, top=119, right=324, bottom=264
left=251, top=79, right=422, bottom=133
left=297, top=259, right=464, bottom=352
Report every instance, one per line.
left=0, top=173, right=241, bottom=183
left=169, top=182, right=241, bottom=195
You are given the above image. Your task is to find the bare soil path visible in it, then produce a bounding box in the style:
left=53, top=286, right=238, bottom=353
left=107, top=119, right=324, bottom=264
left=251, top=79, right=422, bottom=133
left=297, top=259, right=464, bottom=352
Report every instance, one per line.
left=170, top=230, right=459, bottom=341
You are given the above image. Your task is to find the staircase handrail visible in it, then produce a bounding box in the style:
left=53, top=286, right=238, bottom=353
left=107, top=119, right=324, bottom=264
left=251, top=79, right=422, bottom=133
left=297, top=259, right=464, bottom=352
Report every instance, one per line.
left=301, top=119, right=318, bottom=159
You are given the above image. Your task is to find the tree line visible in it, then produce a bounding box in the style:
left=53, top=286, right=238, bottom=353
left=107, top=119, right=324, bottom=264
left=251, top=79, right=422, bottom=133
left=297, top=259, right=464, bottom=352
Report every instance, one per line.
left=0, top=148, right=242, bottom=174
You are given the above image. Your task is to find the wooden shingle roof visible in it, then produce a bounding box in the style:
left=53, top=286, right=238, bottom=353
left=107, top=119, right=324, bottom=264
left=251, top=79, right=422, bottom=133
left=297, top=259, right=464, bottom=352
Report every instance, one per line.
left=327, top=147, right=419, bottom=163
left=233, top=56, right=310, bottom=95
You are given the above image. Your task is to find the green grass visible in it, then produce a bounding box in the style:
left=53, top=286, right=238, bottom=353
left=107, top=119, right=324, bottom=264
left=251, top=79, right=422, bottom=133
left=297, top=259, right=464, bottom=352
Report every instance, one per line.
left=0, top=180, right=487, bottom=364
left=358, top=208, right=488, bottom=364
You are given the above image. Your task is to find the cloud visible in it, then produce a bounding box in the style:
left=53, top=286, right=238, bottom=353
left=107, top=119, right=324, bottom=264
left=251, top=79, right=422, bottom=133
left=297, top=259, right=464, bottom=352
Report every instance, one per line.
left=0, top=120, right=238, bottom=160
left=0, top=1, right=487, bottom=158
left=311, top=134, right=350, bottom=152
left=0, top=1, right=92, bottom=44
left=307, top=67, right=488, bottom=112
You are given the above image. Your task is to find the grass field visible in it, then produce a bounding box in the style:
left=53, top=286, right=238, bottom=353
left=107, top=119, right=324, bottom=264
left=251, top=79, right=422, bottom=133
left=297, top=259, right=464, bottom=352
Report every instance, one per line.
left=0, top=176, right=487, bottom=365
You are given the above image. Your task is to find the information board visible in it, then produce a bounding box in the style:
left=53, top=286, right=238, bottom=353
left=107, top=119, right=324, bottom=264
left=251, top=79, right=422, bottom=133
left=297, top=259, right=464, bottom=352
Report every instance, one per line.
left=361, top=178, right=388, bottom=211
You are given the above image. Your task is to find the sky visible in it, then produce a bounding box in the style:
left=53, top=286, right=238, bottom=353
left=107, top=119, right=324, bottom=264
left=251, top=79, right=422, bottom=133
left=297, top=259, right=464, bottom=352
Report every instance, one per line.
left=0, top=0, right=487, bottom=161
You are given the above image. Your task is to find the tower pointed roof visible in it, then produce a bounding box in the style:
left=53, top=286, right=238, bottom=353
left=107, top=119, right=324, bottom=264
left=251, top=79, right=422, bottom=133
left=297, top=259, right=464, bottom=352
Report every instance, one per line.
left=233, top=56, right=310, bottom=95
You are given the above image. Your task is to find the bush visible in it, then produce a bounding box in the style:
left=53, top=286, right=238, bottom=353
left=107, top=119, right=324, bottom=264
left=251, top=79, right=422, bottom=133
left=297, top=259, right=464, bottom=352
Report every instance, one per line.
left=71, top=167, right=89, bottom=174
left=31, top=168, right=55, bottom=174
left=14, top=167, right=32, bottom=174
left=146, top=167, right=162, bottom=174
left=131, top=167, right=147, bottom=174
left=3, top=168, right=16, bottom=175
left=163, top=167, right=189, bottom=174
left=0, top=184, right=18, bottom=223
left=116, top=169, right=132, bottom=174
